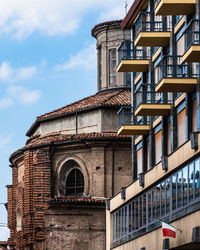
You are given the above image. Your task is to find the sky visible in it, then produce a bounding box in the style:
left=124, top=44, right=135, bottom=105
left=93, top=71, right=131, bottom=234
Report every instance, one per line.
left=0, top=0, right=133, bottom=240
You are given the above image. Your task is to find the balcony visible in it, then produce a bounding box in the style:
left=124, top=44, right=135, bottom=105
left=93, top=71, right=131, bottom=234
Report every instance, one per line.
left=182, top=20, right=200, bottom=63
left=154, top=0, right=196, bottom=16
left=117, top=41, right=150, bottom=73
left=155, top=55, right=197, bottom=92
left=134, top=84, right=172, bottom=116
left=134, top=11, right=171, bottom=47
left=118, top=106, right=150, bottom=135
left=112, top=156, right=200, bottom=248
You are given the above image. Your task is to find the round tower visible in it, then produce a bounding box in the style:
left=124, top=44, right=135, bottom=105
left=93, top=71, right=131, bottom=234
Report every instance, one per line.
left=92, top=20, right=131, bottom=92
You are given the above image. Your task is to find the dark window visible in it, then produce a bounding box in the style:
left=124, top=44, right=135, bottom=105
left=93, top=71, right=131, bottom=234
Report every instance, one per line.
left=66, top=168, right=84, bottom=196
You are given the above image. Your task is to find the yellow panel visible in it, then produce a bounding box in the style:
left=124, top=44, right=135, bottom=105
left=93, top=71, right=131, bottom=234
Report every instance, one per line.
left=182, top=45, right=200, bottom=62
left=118, top=125, right=150, bottom=135
left=155, top=78, right=197, bottom=92
left=134, top=32, right=171, bottom=47
left=135, top=104, right=171, bottom=116
left=116, top=60, right=149, bottom=73
left=155, top=0, right=196, bottom=15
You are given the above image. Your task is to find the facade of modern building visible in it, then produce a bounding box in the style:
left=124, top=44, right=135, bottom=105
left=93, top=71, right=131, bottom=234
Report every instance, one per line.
left=6, top=21, right=133, bottom=250
left=106, top=1, right=200, bottom=250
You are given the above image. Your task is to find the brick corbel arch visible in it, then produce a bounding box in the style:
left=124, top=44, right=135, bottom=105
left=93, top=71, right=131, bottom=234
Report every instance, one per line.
left=56, top=154, right=90, bottom=196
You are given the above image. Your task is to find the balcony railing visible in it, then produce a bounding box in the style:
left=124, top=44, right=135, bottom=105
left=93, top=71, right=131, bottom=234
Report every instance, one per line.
left=134, top=84, right=172, bottom=108
left=155, top=56, right=192, bottom=84
left=112, top=156, right=200, bottom=248
left=134, top=11, right=170, bottom=39
left=118, top=41, right=150, bottom=63
left=118, top=106, right=149, bottom=128
left=184, top=20, right=200, bottom=52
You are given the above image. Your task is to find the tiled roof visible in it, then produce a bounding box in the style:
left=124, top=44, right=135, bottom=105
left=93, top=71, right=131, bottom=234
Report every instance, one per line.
left=37, top=89, right=131, bottom=121
left=26, top=89, right=131, bottom=136
left=10, top=132, right=131, bottom=161
left=26, top=132, right=131, bottom=146
left=0, top=242, right=7, bottom=245
left=50, top=196, right=106, bottom=204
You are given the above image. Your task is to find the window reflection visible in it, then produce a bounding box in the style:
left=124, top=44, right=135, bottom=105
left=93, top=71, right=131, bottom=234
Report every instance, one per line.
left=112, top=158, right=200, bottom=243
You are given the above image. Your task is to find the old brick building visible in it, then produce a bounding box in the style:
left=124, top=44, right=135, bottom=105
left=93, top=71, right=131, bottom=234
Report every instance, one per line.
left=7, top=21, right=132, bottom=250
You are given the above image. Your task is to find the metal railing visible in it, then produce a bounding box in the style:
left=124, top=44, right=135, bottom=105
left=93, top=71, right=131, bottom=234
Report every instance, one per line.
left=112, top=156, right=200, bottom=247
left=118, top=106, right=150, bottom=129
left=118, top=41, right=150, bottom=64
left=134, top=11, right=171, bottom=39
left=184, top=19, right=200, bottom=52
left=134, top=84, right=172, bottom=108
left=155, top=55, right=194, bottom=84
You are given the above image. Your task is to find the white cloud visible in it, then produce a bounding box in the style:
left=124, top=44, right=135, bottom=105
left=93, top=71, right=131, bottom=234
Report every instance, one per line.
left=55, top=43, right=96, bottom=71
left=0, top=61, right=37, bottom=82
left=7, top=86, right=41, bottom=104
left=0, top=0, right=134, bottom=40
left=98, top=0, right=134, bottom=21
left=0, top=134, right=12, bottom=148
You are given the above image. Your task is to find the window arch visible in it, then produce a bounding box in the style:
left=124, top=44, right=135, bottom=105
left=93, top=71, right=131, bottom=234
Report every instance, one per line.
left=58, top=159, right=87, bottom=197
left=65, top=168, right=84, bottom=196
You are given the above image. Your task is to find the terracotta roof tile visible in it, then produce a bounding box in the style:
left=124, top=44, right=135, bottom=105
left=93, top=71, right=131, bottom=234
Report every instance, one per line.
left=10, top=132, right=131, bottom=162
left=37, top=89, right=131, bottom=121
left=26, top=132, right=131, bottom=146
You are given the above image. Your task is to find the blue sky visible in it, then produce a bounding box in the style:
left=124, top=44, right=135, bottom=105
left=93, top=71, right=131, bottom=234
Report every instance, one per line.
left=0, top=0, right=133, bottom=240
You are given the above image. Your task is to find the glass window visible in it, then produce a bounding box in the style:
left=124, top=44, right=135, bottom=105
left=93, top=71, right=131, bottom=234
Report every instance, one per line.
left=166, top=178, right=170, bottom=214
left=109, top=49, right=116, bottom=86
left=155, top=129, right=162, bottom=164
left=172, top=175, right=177, bottom=210
left=66, top=168, right=84, bottom=196
left=128, top=203, right=132, bottom=233
left=195, top=159, right=200, bottom=198
left=161, top=181, right=165, bottom=216
left=177, top=108, right=186, bottom=147
left=156, top=184, right=161, bottom=218
left=183, top=165, right=188, bottom=206
left=177, top=171, right=182, bottom=208
left=152, top=188, right=156, bottom=220
left=189, top=163, right=194, bottom=202
left=137, top=147, right=143, bottom=175
left=148, top=191, right=152, bottom=222
left=132, top=201, right=135, bottom=231
left=135, top=199, right=138, bottom=229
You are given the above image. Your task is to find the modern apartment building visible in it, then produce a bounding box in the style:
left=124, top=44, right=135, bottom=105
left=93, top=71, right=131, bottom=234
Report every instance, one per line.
left=106, top=0, right=200, bottom=249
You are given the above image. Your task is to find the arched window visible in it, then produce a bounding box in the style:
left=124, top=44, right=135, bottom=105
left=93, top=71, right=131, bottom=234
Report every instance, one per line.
left=65, top=168, right=84, bottom=196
